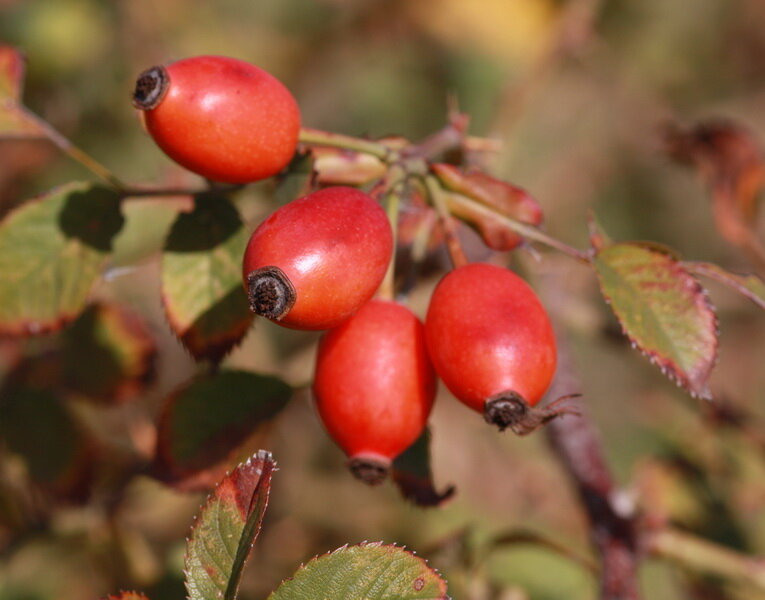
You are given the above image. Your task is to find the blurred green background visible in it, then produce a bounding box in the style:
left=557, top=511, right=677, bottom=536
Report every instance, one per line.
left=1, top=1, right=765, bottom=599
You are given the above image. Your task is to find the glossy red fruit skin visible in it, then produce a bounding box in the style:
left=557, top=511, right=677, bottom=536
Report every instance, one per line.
left=138, top=55, right=300, bottom=183
left=242, top=186, right=393, bottom=330
left=425, top=263, right=557, bottom=412
left=314, top=300, right=436, bottom=463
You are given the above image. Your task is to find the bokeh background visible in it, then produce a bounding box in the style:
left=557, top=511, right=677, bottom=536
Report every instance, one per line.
left=1, top=1, right=765, bottom=599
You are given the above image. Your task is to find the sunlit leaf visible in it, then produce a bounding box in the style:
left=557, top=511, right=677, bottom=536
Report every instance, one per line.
left=594, top=243, right=718, bottom=399
left=162, top=194, right=254, bottom=362
left=153, top=370, right=291, bottom=490
left=0, top=182, right=124, bottom=335
left=268, top=542, right=448, bottom=600
left=59, top=302, right=156, bottom=403
left=185, top=450, right=275, bottom=600
left=393, top=429, right=455, bottom=507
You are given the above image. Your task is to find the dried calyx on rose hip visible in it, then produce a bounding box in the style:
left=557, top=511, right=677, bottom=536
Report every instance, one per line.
left=313, top=299, right=436, bottom=485
left=425, top=262, right=577, bottom=434
left=242, top=186, right=393, bottom=331
left=132, top=55, right=300, bottom=184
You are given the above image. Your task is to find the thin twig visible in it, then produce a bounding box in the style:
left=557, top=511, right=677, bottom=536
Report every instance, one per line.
left=299, top=127, right=394, bottom=162
left=423, top=175, right=468, bottom=268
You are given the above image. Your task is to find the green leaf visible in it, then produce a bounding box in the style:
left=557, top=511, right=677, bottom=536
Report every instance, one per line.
left=153, top=370, right=292, bottom=490
left=274, top=150, right=316, bottom=206
left=0, top=383, right=93, bottom=498
left=392, top=429, right=455, bottom=507
left=60, top=302, right=156, bottom=403
left=0, top=182, right=124, bottom=335
left=683, top=261, right=765, bottom=311
left=185, top=450, right=275, bottom=600
left=268, top=543, right=448, bottom=600
left=162, top=194, right=254, bottom=363
left=594, top=243, right=718, bottom=399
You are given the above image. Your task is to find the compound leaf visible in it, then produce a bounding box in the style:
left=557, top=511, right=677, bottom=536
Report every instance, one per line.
left=594, top=243, right=718, bottom=399
left=268, top=543, right=448, bottom=600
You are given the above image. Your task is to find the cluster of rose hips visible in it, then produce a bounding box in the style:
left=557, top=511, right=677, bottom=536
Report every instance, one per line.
left=133, top=55, right=564, bottom=485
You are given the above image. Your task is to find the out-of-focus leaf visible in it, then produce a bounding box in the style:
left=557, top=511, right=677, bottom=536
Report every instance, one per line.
left=153, top=370, right=291, bottom=490
left=274, top=150, right=316, bottom=205
left=0, top=46, right=45, bottom=138
left=0, top=383, right=93, bottom=500
left=268, top=542, right=449, bottom=600
left=587, top=211, right=612, bottom=251
left=433, top=163, right=542, bottom=250
left=664, top=119, right=765, bottom=272
left=104, top=593, right=151, bottom=600
left=312, top=146, right=386, bottom=186
left=185, top=450, right=275, bottom=600
left=0, top=46, right=25, bottom=100
left=594, top=243, right=718, bottom=399
left=0, top=182, right=124, bottom=335
left=683, top=262, right=765, bottom=311
left=392, top=429, right=455, bottom=507
left=59, top=302, right=156, bottom=403
left=162, top=194, right=254, bottom=363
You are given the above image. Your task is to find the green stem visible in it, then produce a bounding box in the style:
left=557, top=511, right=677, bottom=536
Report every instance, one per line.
left=423, top=175, right=468, bottom=269
left=447, top=192, right=591, bottom=263
left=27, top=110, right=126, bottom=190
left=649, top=528, right=765, bottom=591
left=299, top=127, right=393, bottom=162
left=379, top=170, right=405, bottom=301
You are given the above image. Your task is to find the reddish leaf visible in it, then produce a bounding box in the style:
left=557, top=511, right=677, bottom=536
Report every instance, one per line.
left=162, top=194, right=254, bottom=363
left=664, top=119, right=765, bottom=272
left=0, top=46, right=45, bottom=138
left=104, top=593, right=151, bottom=600
left=0, top=46, right=25, bottom=101
left=594, top=243, right=718, bottom=399
left=59, top=302, right=157, bottom=403
left=432, top=163, right=542, bottom=250
left=392, top=428, right=455, bottom=507
left=153, top=370, right=291, bottom=491
left=185, top=450, right=275, bottom=600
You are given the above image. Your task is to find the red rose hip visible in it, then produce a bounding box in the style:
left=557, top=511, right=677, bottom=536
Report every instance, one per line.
left=132, top=55, right=300, bottom=183
left=313, top=300, right=436, bottom=484
left=425, top=263, right=566, bottom=434
left=242, top=186, right=393, bottom=330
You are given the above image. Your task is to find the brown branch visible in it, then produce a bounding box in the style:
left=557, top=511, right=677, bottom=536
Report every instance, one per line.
left=538, top=274, right=642, bottom=600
